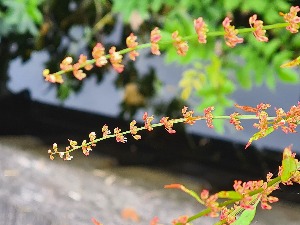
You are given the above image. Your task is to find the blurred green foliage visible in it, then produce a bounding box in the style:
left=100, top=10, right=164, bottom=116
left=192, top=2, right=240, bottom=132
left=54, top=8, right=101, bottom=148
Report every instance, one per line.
left=1, top=0, right=299, bottom=131
left=113, top=0, right=299, bottom=131
left=0, top=0, right=45, bottom=95
left=0, top=0, right=44, bottom=37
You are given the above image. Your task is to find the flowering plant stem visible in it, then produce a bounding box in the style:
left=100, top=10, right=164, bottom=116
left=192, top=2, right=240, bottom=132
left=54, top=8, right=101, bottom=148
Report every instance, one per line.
left=46, top=6, right=300, bottom=225
left=51, top=112, right=277, bottom=157
left=187, top=176, right=282, bottom=224
left=44, top=22, right=290, bottom=79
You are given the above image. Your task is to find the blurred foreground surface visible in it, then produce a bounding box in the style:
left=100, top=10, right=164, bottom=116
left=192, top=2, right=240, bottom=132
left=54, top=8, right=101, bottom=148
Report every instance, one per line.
left=1, top=136, right=300, bottom=225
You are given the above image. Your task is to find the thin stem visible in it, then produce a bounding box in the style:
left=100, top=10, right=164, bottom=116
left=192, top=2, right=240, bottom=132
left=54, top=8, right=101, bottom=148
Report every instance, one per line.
left=57, top=113, right=279, bottom=156
left=50, top=22, right=290, bottom=76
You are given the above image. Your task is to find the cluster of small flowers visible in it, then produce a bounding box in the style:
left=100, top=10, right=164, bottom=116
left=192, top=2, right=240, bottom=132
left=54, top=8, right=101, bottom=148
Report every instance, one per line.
left=199, top=189, right=220, bottom=217
left=233, top=102, right=300, bottom=148
left=273, top=102, right=300, bottom=133
left=229, top=112, right=244, bottom=131
left=42, top=28, right=161, bottom=83
left=236, top=102, right=300, bottom=136
left=48, top=131, right=98, bottom=160
left=280, top=6, right=300, bottom=33
left=43, top=6, right=299, bottom=84
left=233, top=179, right=279, bottom=210
left=171, top=31, right=189, bottom=56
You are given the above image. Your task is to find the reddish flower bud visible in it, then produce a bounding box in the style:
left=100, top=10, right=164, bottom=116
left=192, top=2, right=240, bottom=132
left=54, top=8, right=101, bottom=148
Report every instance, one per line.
left=126, top=33, right=139, bottom=61
left=280, top=6, right=300, bottom=33
left=172, top=31, right=189, bottom=56
left=194, top=17, right=208, bottom=43
left=249, top=14, right=268, bottom=42
left=150, top=27, right=162, bottom=55
left=222, top=17, right=243, bottom=47
left=109, top=46, right=124, bottom=73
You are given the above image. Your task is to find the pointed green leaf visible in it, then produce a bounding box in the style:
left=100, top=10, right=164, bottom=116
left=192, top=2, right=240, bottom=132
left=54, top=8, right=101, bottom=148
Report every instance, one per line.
left=246, top=127, right=274, bottom=149
left=232, top=198, right=260, bottom=225
left=278, top=69, right=299, bottom=83
left=281, top=157, right=297, bottom=182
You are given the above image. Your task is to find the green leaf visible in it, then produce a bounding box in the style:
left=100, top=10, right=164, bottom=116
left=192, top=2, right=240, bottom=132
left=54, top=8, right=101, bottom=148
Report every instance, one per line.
left=220, top=80, right=235, bottom=94
left=236, top=64, right=252, bottom=89
left=232, top=198, right=260, bottom=225
left=26, top=4, right=43, bottom=24
left=218, top=191, right=242, bottom=200
left=151, top=0, right=163, bottom=13
left=197, top=94, right=218, bottom=110
left=265, top=67, right=276, bottom=90
left=246, top=126, right=274, bottom=149
left=57, top=83, right=71, bottom=100
left=274, top=0, right=290, bottom=11
left=263, top=39, right=281, bottom=61
left=273, top=50, right=293, bottom=67
left=278, top=69, right=299, bottom=83
left=281, top=157, right=297, bottom=182
left=224, top=0, right=242, bottom=12
left=264, top=7, right=281, bottom=23
left=253, top=59, right=266, bottom=86
left=112, top=0, right=137, bottom=22
left=241, top=0, right=267, bottom=14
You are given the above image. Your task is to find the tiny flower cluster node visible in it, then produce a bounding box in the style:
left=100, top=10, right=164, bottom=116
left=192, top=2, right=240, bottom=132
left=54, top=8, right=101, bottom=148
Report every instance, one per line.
left=229, top=112, right=244, bottom=130
left=92, top=43, right=108, bottom=67
left=73, top=56, right=88, bottom=80
left=102, top=124, right=111, bottom=138
left=280, top=6, right=300, bottom=33
left=126, top=33, right=139, bottom=61
left=235, top=102, right=300, bottom=136
left=222, top=17, right=244, bottom=48
left=233, top=178, right=279, bottom=210
left=200, top=189, right=220, bottom=217
left=171, top=31, right=189, bottom=56
left=43, top=69, right=63, bottom=84
left=143, top=112, right=154, bottom=131
left=130, top=120, right=142, bottom=140
left=114, top=127, right=127, bottom=143
left=60, top=56, right=73, bottom=71
left=204, top=106, right=215, bottom=128
left=194, top=17, right=209, bottom=44
left=182, top=106, right=200, bottom=125
left=150, top=27, right=162, bottom=55
left=249, top=14, right=269, bottom=42
left=160, top=117, right=176, bottom=134
left=109, top=46, right=124, bottom=73
left=81, top=140, right=92, bottom=156
left=273, top=102, right=300, bottom=134
left=220, top=206, right=237, bottom=224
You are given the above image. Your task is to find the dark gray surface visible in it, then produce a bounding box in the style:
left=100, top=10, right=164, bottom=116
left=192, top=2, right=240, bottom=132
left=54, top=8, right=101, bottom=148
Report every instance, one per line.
left=1, top=136, right=300, bottom=225
left=0, top=136, right=213, bottom=225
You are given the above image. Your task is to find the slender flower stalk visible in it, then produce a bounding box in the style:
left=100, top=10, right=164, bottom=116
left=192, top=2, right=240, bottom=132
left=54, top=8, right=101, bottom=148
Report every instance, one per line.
left=48, top=102, right=300, bottom=160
